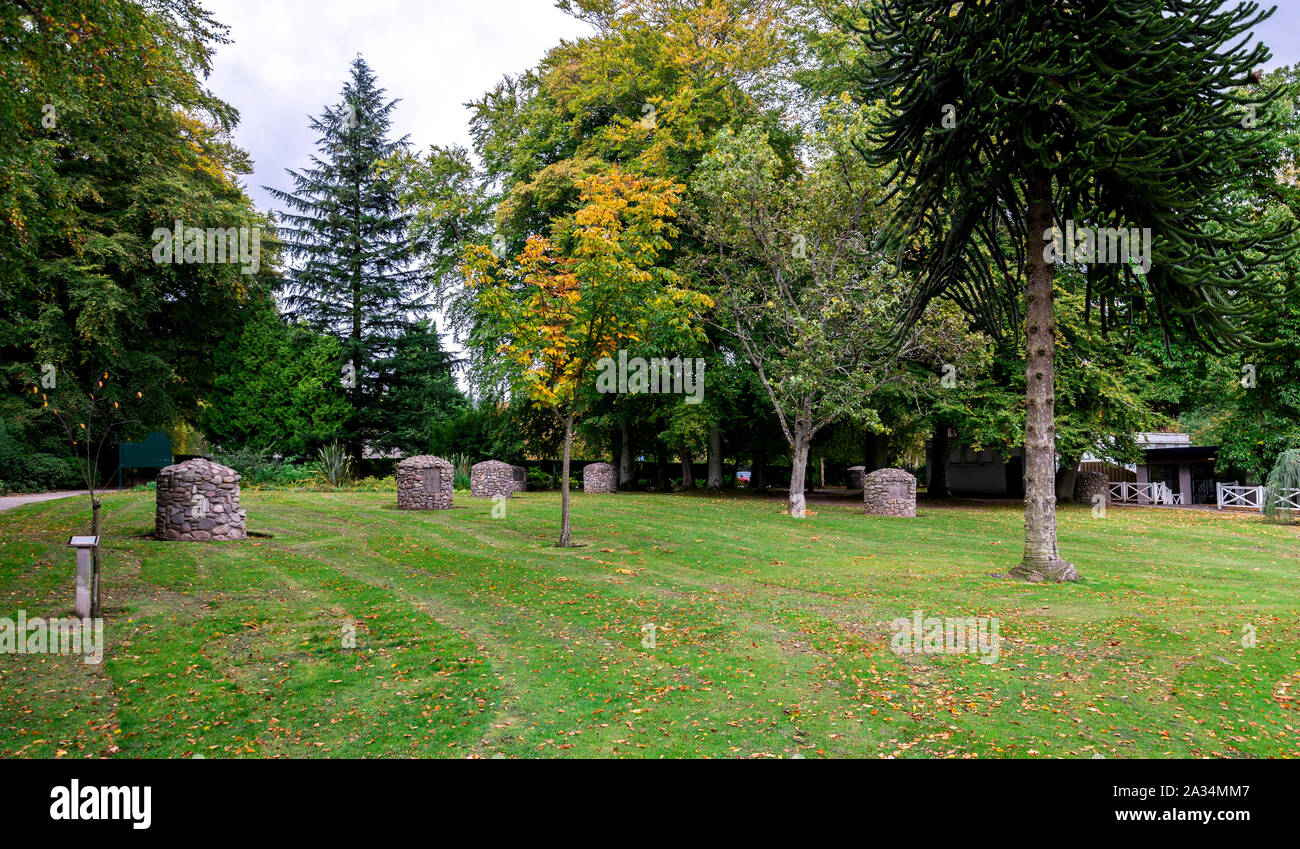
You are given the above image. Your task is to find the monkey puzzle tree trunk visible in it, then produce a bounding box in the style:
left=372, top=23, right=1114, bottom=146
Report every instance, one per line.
left=1012, top=168, right=1079, bottom=582
left=707, top=425, right=723, bottom=490
left=558, top=410, right=575, bottom=547
left=788, top=422, right=812, bottom=518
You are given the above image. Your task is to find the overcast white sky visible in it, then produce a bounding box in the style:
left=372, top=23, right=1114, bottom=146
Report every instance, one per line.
left=204, top=0, right=594, bottom=215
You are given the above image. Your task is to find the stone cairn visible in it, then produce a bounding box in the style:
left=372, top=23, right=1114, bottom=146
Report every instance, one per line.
left=1074, top=471, right=1109, bottom=506
left=511, top=465, right=527, bottom=493
left=471, top=460, right=515, bottom=498
left=155, top=458, right=247, bottom=541
left=846, top=466, right=867, bottom=491
left=583, top=462, right=617, bottom=494
left=396, top=455, right=454, bottom=510
left=863, top=468, right=917, bottom=517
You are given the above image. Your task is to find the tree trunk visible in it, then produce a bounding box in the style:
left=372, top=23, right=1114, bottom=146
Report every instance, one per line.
left=350, top=186, right=364, bottom=466
left=680, top=451, right=695, bottom=490
left=655, top=442, right=667, bottom=491
left=90, top=495, right=102, bottom=617
left=927, top=420, right=950, bottom=499
left=753, top=437, right=767, bottom=491
left=707, top=425, right=723, bottom=491
left=558, top=411, right=574, bottom=547
left=1011, top=167, right=1078, bottom=582
left=619, top=425, right=634, bottom=489
left=866, top=432, right=889, bottom=471
left=788, top=426, right=811, bottom=517
left=1056, top=455, right=1080, bottom=503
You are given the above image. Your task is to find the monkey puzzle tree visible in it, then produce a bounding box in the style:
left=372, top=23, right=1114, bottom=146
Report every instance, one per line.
left=852, top=0, right=1297, bottom=581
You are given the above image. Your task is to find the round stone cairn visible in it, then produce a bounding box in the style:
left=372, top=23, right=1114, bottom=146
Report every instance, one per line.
left=1074, top=470, right=1109, bottom=505
left=583, top=462, right=617, bottom=494
left=396, top=455, right=454, bottom=510
left=846, top=466, right=867, bottom=490
left=863, top=468, right=917, bottom=517
left=470, top=460, right=515, bottom=498
left=155, top=458, right=246, bottom=541
left=510, top=464, right=527, bottom=493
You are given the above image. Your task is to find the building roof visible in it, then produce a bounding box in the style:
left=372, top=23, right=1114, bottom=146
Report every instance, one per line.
left=1142, top=446, right=1219, bottom=462
left=1135, top=432, right=1192, bottom=447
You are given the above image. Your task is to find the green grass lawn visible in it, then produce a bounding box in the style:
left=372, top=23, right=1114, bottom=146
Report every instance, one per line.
left=1, top=489, right=1297, bottom=758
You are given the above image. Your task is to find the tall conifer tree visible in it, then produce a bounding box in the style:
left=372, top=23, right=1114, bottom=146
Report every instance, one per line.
left=852, top=0, right=1297, bottom=581
left=267, top=57, right=425, bottom=460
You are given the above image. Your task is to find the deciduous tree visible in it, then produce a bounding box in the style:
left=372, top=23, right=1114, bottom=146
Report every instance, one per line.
left=464, top=169, right=708, bottom=545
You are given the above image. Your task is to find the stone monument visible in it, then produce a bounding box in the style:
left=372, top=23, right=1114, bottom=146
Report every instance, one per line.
left=863, top=468, right=916, bottom=517
left=155, top=458, right=247, bottom=541
left=396, top=455, right=454, bottom=510
left=582, top=462, right=616, bottom=494
left=470, top=460, right=515, bottom=498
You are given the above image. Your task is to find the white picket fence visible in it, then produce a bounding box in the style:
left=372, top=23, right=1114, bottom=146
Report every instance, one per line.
left=1216, top=483, right=1300, bottom=513
left=1108, top=481, right=1182, bottom=505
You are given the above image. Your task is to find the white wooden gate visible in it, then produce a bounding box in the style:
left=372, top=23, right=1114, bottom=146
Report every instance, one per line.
left=1108, top=481, right=1181, bottom=505
left=1215, top=484, right=1300, bottom=512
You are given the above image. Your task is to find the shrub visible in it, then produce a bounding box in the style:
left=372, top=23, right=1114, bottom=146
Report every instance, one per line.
left=206, top=445, right=279, bottom=482
left=0, top=452, right=82, bottom=493
left=449, top=453, right=473, bottom=491
left=525, top=466, right=555, bottom=490
left=206, top=446, right=323, bottom=490
left=343, top=475, right=396, bottom=492
left=317, top=441, right=353, bottom=487
left=428, top=403, right=526, bottom=462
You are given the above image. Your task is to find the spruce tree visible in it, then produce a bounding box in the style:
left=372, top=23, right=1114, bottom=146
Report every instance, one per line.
left=267, top=57, right=425, bottom=461
left=851, top=0, right=1297, bottom=581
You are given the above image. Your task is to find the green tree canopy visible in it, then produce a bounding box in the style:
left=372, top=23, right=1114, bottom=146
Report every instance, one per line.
left=200, top=300, right=351, bottom=458
left=1, top=0, right=270, bottom=489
